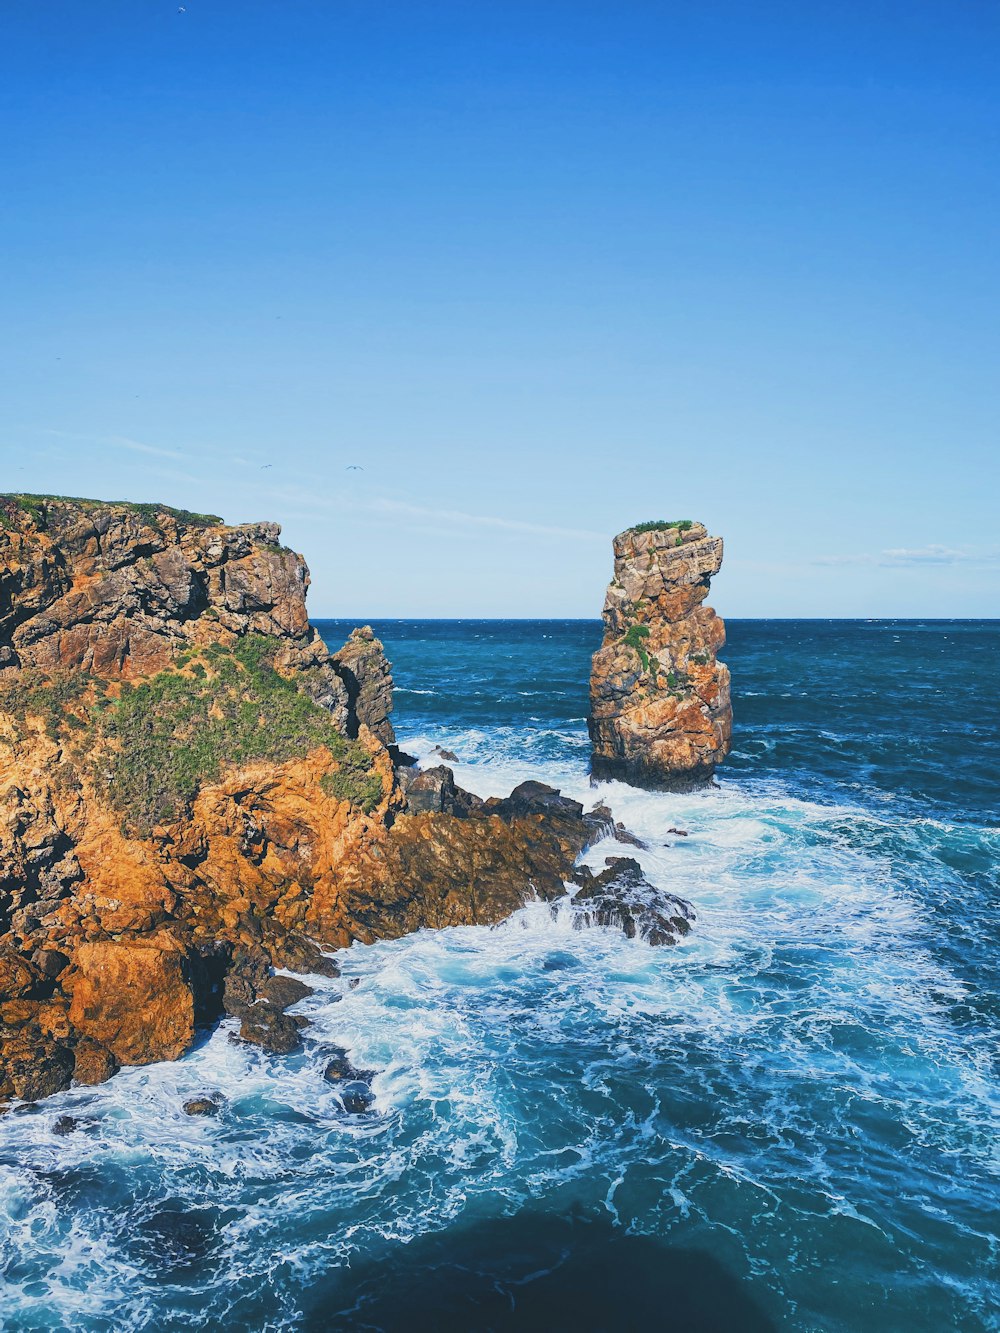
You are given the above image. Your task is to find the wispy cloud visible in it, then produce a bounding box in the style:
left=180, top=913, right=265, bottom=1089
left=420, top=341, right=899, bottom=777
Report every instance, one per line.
left=369, top=498, right=603, bottom=541
left=21, top=437, right=600, bottom=543
left=230, top=481, right=605, bottom=541
left=106, top=434, right=190, bottom=461
left=814, top=544, right=1000, bottom=568
left=41, top=429, right=190, bottom=462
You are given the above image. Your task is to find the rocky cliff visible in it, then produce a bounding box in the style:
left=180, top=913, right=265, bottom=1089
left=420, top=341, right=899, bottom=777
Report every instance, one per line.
left=1, top=494, right=632, bottom=1104
left=589, top=520, right=732, bottom=787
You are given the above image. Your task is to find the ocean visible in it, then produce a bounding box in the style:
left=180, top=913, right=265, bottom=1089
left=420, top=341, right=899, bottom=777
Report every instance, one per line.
left=1, top=619, right=997, bottom=1331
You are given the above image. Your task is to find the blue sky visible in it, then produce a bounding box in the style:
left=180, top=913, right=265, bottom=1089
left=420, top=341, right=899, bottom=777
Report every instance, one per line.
left=2, top=0, right=998, bottom=616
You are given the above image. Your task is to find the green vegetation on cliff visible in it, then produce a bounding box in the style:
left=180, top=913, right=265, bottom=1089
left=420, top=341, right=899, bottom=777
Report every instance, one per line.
left=627, top=518, right=694, bottom=537
left=0, top=668, right=95, bottom=740
left=0, top=636, right=382, bottom=832
left=0, top=493, right=222, bottom=531
left=623, top=623, right=651, bottom=671
left=320, top=753, right=384, bottom=813
left=99, top=637, right=382, bottom=830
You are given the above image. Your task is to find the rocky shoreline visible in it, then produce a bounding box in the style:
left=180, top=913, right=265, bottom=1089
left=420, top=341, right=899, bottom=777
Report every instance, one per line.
left=0, top=495, right=700, bottom=1107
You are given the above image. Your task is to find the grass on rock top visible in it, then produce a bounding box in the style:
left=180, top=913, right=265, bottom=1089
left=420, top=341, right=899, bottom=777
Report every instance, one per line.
left=627, top=519, right=694, bottom=536
left=0, top=493, right=222, bottom=531
left=0, top=635, right=382, bottom=833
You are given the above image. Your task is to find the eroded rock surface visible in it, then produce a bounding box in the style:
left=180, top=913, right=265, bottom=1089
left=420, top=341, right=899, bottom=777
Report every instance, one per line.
left=331, top=625, right=395, bottom=747
left=0, top=495, right=621, bottom=1103
left=571, top=857, right=694, bottom=946
left=589, top=521, right=732, bottom=788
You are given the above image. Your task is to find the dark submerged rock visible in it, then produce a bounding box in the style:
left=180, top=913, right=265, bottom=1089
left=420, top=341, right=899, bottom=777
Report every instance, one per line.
left=301, top=1211, right=779, bottom=1332
left=322, top=1048, right=375, bottom=1084
left=612, top=820, right=647, bottom=849
left=130, top=1205, right=220, bottom=1272
left=339, top=1080, right=375, bottom=1113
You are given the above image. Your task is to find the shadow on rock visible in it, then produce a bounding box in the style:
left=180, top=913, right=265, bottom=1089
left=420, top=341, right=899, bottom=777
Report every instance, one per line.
left=301, top=1210, right=779, bottom=1332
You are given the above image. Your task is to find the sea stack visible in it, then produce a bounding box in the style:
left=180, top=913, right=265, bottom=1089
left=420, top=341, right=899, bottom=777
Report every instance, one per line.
left=588, top=520, right=732, bottom=788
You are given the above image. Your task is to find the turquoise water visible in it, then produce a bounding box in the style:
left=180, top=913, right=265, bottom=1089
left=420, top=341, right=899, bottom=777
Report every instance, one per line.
left=1, top=620, right=997, bottom=1330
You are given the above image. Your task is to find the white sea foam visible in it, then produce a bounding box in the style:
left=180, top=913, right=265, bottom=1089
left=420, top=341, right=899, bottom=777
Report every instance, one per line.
left=1, top=731, right=998, bottom=1330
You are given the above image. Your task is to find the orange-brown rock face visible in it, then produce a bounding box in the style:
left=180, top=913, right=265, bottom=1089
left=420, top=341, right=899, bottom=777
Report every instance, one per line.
left=0, top=494, right=605, bottom=1104
left=0, top=496, right=331, bottom=683
left=589, top=522, right=732, bottom=788
left=67, top=934, right=196, bottom=1065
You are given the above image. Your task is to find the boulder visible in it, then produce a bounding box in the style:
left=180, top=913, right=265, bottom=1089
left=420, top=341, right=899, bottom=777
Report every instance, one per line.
left=399, top=765, right=482, bottom=817
left=183, top=1096, right=221, bottom=1116
left=1, top=1032, right=75, bottom=1101
left=238, top=1003, right=304, bottom=1054
left=72, top=1038, right=119, bottom=1086
left=322, top=1048, right=375, bottom=1084
left=260, top=975, right=314, bottom=1010
left=488, top=781, right=583, bottom=820
left=572, top=857, right=695, bottom=946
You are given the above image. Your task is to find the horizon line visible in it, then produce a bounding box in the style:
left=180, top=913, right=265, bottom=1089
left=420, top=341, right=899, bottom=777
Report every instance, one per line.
left=309, top=615, right=1000, bottom=623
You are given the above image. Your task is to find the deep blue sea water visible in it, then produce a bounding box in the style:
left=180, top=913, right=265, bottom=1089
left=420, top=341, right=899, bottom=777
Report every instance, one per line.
left=1, top=620, right=997, bottom=1331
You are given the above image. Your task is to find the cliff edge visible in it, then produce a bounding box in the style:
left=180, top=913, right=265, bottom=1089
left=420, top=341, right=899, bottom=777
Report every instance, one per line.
left=588, top=519, right=732, bottom=787
left=0, top=494, right=611, bottom=1103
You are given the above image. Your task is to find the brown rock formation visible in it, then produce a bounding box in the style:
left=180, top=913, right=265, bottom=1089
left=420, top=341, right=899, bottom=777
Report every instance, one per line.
left=589, top=521, right=732, bottom=787
left=0, top=494, right=616, bottom=1104
left=0, top=495, right=333, bottom=685
left=331, top=625, right=395, bottom=747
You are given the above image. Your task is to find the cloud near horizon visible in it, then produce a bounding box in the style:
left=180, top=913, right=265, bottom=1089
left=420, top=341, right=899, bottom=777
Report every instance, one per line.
left=813, top=544, right=1000, bottom=568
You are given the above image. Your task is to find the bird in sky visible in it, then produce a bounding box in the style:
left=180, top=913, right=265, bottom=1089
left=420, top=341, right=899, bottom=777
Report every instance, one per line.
left=260, top=464, right=272, bottom=470
left=346, top=465, right=364, bottom=471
